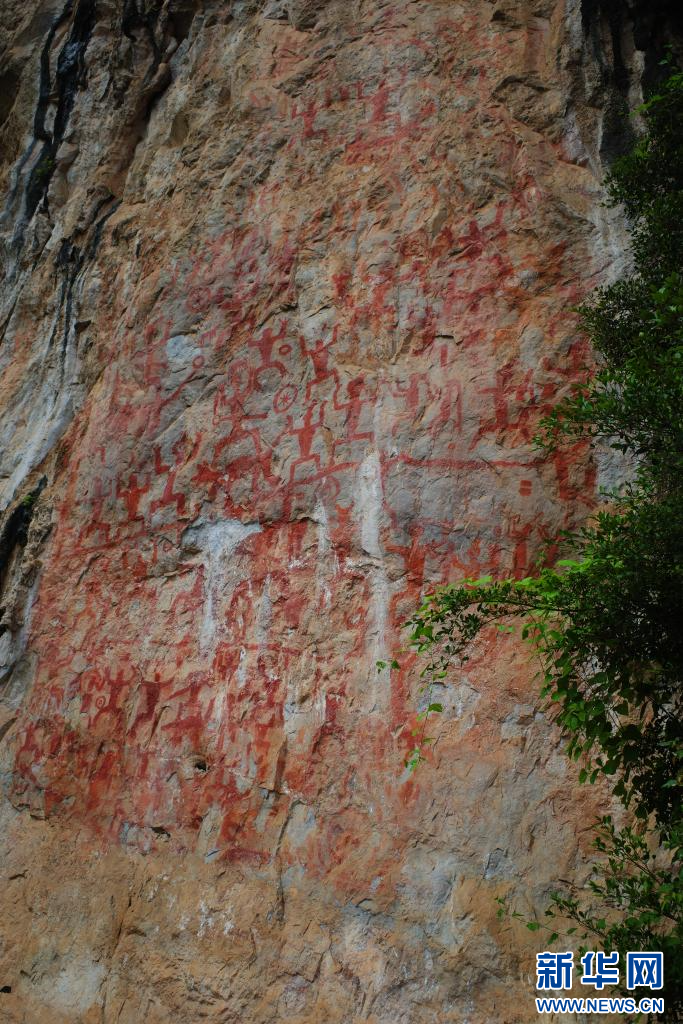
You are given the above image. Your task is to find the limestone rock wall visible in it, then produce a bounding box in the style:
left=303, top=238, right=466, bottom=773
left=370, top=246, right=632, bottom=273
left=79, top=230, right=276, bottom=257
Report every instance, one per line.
left=0, top=2, right=678, bottom=1022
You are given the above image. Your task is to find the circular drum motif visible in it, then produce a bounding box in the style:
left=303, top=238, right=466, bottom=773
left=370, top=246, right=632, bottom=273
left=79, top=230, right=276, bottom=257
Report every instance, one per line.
left=274, top=384, right=297, bottom=413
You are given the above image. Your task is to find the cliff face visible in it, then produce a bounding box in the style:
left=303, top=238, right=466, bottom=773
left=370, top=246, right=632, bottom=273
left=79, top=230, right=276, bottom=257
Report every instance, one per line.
left=0, top=2, right=676, bottom=1022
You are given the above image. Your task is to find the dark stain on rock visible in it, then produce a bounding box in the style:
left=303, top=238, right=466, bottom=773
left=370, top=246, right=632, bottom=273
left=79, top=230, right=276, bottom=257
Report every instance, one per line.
left=0, top=478, right=46, bottom=600
left=26, top=0, right=96, bottom=221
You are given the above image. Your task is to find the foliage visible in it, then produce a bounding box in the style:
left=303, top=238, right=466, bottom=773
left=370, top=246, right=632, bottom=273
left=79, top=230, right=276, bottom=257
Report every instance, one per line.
left=34, top=155, right=55, bottom=182
left=546, top=820, right=683, bottom=1006
left=497, top=819, right=683, bottom=1010
left=390, top=70, right=683, bottom=1019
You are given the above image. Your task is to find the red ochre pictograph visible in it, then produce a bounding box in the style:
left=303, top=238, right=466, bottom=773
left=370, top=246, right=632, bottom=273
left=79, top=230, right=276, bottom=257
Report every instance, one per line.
left=7, top=12, right=603, bottom=893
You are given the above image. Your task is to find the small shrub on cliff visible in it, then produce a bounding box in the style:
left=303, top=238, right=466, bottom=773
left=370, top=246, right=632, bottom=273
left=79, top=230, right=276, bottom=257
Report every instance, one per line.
left=396, top=70, right=683, bottom=1019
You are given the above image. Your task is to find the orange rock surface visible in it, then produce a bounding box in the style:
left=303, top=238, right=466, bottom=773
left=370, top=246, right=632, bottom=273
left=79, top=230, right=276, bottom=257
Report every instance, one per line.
left=0, top=1, right=671, bottom=1020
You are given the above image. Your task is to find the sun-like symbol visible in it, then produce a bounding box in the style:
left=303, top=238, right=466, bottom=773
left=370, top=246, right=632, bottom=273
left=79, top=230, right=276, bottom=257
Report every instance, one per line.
left=274, top=384, right=297, bottom=413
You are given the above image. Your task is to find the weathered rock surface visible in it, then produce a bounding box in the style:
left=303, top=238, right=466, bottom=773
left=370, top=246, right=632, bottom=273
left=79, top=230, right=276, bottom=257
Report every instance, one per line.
left=0, top=1, right=679, bottom=1021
